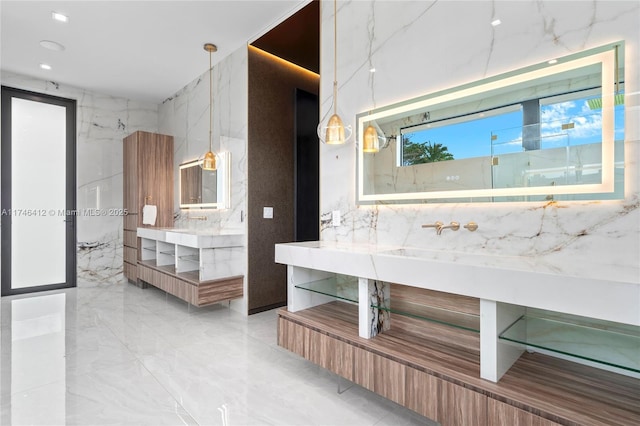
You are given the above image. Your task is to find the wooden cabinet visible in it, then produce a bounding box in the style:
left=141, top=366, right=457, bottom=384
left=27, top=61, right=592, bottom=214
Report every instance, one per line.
left=439, top=379, right=487, bottom=426
left=487, top=399, right=560, bottom=426
left=405, top=368, right=439, bottom=421
left=122, top=131, right=173, bottom=283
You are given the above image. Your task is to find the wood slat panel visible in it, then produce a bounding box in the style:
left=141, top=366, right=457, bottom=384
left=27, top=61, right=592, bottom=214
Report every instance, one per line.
left=197, top=277, right=244, bottom=306
left=354, top=347, right=375, bottom=392
left=124, top=246, right=138, bottom=264
left=123, top=213, right=138, bottom=230
left=277, top=302, right=640, bottom=426
left=123, top=133, right=138, bottom=214
left=124, top=230, right=137, bottom=248
left=137, top=260, right=243, bottom=307
left=308, top=330, right=353, bottom=381
left=391, top=283, right=480, bottom=316
left=278, top=317, right=308, bottom=359
left=123, top=261, right=137, bottom=282
left=488, top=399, right=561, bottom=426
left=136, top=131, right=173, bottom=228
left=439, top=380, right=487, bottom=426
left=374, top=354, right=405, bottom=406
left=406, top=367, right=439, bottom=420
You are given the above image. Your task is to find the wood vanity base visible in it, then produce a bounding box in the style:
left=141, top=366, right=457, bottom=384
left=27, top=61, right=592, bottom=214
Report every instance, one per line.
left=138, top=260, right=243, bottom=307
left=278, top=302, right=640, bottom=426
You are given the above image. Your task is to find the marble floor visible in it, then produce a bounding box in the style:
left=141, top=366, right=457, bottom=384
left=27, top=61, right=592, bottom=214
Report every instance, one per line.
left=0, top=276, right=436, bottom=426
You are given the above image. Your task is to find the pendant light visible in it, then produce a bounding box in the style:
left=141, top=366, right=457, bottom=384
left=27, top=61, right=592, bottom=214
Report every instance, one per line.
left=202, top=43, right=217, bottom=171
left=363, top=119, right=387, bottom=153
left=363, top=124, right=379, bottom=153
left=317, top=0, right=352, bottom=145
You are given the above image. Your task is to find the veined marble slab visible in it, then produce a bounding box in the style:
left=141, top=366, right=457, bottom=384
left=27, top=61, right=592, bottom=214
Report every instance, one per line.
left=275, top=241, right=640, bottom=326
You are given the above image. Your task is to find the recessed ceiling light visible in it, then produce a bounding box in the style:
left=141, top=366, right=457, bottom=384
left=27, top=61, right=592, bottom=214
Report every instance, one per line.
left=52, top=12, right=69, bottom=23
left=369, top=67, right=376, bottom=73
left=491, top=19, right=501, bottom=27
left=40, top=63, right=52, bottom=70
left=40, top=40, right=66, bottom=52
left=548, top=59, right=558, bottom=65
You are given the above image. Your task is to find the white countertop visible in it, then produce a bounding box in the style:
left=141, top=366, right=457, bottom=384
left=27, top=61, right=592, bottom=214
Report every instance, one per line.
left=138, top=227, right=244, bottom=249
left=275, top=241, right=640, bottom=326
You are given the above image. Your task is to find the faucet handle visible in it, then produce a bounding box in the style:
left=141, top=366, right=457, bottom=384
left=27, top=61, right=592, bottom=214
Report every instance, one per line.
left=464, top=222, right=478, bottom=232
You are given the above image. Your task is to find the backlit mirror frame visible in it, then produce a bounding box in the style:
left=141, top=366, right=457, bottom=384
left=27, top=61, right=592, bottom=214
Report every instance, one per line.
left=179, top=151, right=230, bottom=209
left=356, top=42, right=623, bottom=204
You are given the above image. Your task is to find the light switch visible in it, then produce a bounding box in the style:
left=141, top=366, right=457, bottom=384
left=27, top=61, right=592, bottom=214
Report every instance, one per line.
left=332, top=210, right=341, bottom=227
left=263, top=207, right=273, bottom=219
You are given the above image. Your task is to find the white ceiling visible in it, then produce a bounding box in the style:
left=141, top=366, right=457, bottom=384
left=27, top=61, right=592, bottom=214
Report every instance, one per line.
left=0, top=0, right=309, bottom=104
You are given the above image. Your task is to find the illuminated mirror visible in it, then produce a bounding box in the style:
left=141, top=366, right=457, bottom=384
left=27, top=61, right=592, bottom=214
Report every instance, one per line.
left=179, top=152, right=230, bottom=209
left=357, top=41, right=624, bottom=203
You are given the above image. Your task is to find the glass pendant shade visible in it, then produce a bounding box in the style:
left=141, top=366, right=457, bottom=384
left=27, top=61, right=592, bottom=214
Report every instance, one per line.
left=325, top=114, right=346, bottom=144
left=202, top=150, right=216, bottom=170
left=317, top=109, right=352, bottom=145
left=201, top=43, right=217, bottom=171
left=363, top=124, right=379, bottom=152
left=317, top=0, right=352, bottom=146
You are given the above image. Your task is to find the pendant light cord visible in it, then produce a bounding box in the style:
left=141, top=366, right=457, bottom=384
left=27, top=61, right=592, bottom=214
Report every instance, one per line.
left=333, top=0, right=338, bottom=115
left=209, top=48, right=213, bottom=152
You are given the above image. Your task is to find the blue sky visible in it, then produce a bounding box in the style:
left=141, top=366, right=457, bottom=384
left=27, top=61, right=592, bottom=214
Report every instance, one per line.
left=402, top=95, right=625, bottom=161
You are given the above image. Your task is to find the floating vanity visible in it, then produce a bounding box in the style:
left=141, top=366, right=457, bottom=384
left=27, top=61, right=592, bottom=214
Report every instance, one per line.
left=275, top=241, right=640, bottom=425
left=137, top=228, right=244, bottom=307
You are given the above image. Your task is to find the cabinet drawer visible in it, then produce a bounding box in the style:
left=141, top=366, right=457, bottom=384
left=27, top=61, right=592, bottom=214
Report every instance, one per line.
left=123, top=213, right=138, bottom=230
left=137, top=263, right=155, bottom=284
left=308, top=329, right=353, bottom=381
left=406, top=368, right=439, bottom=421
left=439, top=380, right=487, bottom=426
left=124, top=246, right=138, bottom=264
left=124, top=261, right=137, bottom=281
left=124, top=230, right=137, bottom=248
left=277, top=317, right=309, bottom=359
left=354, top=347, right=405, bottom=405
left=487, top=399, right=560, bottom=426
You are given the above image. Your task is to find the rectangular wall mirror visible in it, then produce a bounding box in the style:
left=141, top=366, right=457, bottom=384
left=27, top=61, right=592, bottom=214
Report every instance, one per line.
left=179, top=152, right=230, bottom=209
left=356, top=41, right=625, bottom=204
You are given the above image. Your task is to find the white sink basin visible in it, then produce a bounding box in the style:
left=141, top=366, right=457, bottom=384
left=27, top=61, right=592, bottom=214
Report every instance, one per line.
left=165, top=229, right=243, bottom=249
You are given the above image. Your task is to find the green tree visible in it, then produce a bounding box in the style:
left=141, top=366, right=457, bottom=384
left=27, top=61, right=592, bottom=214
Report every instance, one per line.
left=402, top=137, right=454, bottom=165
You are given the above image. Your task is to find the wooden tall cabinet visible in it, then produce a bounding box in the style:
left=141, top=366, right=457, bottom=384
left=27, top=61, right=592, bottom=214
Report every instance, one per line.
left=123, top=131, right=174, bottom=283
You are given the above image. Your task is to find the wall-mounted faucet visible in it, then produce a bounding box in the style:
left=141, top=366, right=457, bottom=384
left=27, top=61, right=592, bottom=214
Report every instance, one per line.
left=421, top=221, right=443, bottom=231
left=422, top=221, right=460, bottom=235
left=437, top=221, right=459, bottom=235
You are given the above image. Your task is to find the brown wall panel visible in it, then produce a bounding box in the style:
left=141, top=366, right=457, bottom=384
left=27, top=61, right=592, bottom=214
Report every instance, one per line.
left=247, top=46, right=319, bottom=313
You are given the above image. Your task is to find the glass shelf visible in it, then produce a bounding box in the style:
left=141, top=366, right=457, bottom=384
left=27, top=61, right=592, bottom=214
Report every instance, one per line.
left=142, top=247, right=156, bottom=252
left=178, top=254, right=199, bottom=262
left=295, top=276, right=358, bottom=304
left=374, top=300, right=480, bottom=333
left=159, top=250, right=175, bottom=256
left=500, top=315, right=640, bottom=373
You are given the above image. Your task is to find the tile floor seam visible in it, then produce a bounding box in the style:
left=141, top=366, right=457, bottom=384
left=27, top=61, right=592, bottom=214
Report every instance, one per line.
left=136, top=356, right=201, bottom=426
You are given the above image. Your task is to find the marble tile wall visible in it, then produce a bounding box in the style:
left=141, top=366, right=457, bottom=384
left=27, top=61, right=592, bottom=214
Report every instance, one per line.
left=1, top=71, right=158, bottom=284
left=319, top=1, right=640, bottom=284
left=158, top=46, right=249, bottom=313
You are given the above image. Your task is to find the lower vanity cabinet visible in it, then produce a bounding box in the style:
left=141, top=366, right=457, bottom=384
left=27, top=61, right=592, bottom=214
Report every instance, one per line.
left=308, top=330, right=354, bottom=380
left=440, top=379, right=487, bottom=426
left=354, top=348, right=406, bottom=406
left=136, top=230, right=244, bottom=307
left=277, top=317, right=308, bottom=359
left=405, top=368, right=439, bottom=421
left=487, top=400, right=560, bottom=426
